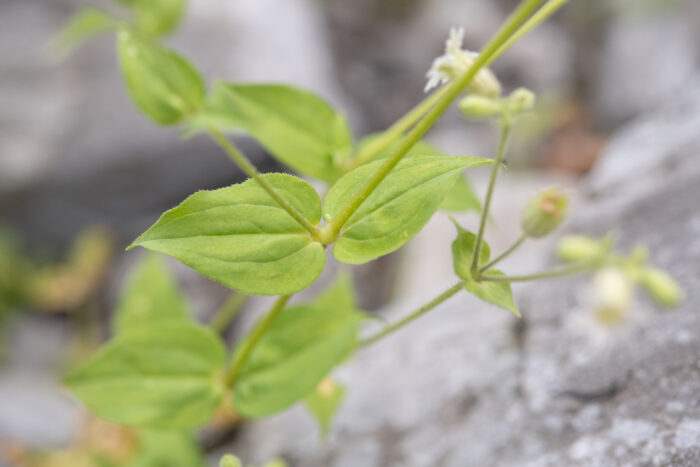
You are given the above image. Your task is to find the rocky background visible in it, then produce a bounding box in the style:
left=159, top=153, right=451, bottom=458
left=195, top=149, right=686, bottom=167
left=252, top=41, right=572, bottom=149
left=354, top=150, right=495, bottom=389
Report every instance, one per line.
left=1, top=0, right=699, bottom=466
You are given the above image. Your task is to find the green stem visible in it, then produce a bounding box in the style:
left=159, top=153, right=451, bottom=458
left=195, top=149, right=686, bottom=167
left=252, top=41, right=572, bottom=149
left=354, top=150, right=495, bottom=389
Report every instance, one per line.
left=351, top=86, right=451, bottom=168
left=480, top=233, right=528, bottom=272
left=476, top=262, right=594, bottom=283
left=208, top=128, right=321, bottom=240
left=225, top=295, right=290, bottom=387
left=210, top=292, right=249, bottom=333
left=326, top=0, right=545, bottom=240
left=359, top=282, right=463, bottom=348
left=471, top=123, right=511, bottom=273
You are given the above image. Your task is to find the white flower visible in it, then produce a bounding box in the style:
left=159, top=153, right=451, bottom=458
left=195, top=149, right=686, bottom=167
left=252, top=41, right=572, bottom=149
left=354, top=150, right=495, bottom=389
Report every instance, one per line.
left=424, top=27, right=501, bottom=96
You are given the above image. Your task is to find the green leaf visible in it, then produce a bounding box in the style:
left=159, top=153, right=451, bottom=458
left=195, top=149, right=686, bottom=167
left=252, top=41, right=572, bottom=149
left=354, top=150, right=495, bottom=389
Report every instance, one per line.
left=117, top=28, right=204, bottom=125
left=450, top=220, right=490, bottom=281
left=65, top=324, right=226, bottom=430
left=197, top=83, right=352, bottom=182
left=219, top=455, right=242, bottom=467
left=313, top=273, right=358, bottom=312
left=129, top=430, right=205, bottom=467
left=54, top=8, right=118, bottom=55
left=113, top=253, right=189, bottom=334
left=324, top=155, right=491, bottom=264
left=130, top=174, right=325, bottom=295
left=232, top=283, right=365, bottom=417
left=464, top=270, right=519, bottom=317
left=119, top=0, right=187, bottom=36
left=356, top=135, right=481, bottom=214
left=440, top=174, right=482, bottom=213
left=304, top=377, right=345, bottom=437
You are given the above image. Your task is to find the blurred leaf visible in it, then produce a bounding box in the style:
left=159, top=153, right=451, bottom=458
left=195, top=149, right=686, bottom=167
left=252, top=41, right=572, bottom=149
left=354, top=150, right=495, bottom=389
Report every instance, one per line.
left=232, top=281, right=366, bottom=417
left=439, top=174, right=482, bottom=213
left=130, top=174, right=325, bottom=295
left=324, top=155, right=490, bottom=264
left=219, top=454, right=242, bottom=467
left=117, top=28, right=204, bottom=125
left=55, top=8, right=118, bottom=55
left=193, top=83, right=352, bottom=182
left=119, top=0, right=188, bottom=37
left=129, top=430, right=205, bottom=467
left=304, top=377, right=345, bottom=437
left=114, top=254, right=189, bottom=334
left=65, top=324, right=226, bottom=430
left=354, top=133, right=443, bottom=163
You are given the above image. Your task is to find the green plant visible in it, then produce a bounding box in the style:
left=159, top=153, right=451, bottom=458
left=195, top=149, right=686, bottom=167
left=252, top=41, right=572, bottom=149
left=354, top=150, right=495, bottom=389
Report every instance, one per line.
left=55, top=0, right=681, bottom=462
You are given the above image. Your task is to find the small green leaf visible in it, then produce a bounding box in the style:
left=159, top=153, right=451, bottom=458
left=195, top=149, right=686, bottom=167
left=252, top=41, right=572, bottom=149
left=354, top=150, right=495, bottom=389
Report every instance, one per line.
left=130, top=174, right=325, bottom=295
left=65, top=324, right=226, bottom=430
left=440, top=174, right=482, bottom=213
left=117, top=28, right=204, bottom=125
left=313, top=273, right=358, bottom=312
left=219, top=455, right=242, bottom=467
left=119, top=0, right=187, bottom=36
left=304, top=377, right=345, bottom=437
left=54, top=8, right=118, bottom=55
left=232, top=284, right=365, bottom=417
left=113, top=253, right=189, bottom=334
left=464, top=270, right=519, bottom=317
left=324, top=155, right=491, bottom=264
left=450, top=220, right=490, bottom=281
left=129, top=430, right=205, bottom=467
left=196, top=83, right=352, bottom=182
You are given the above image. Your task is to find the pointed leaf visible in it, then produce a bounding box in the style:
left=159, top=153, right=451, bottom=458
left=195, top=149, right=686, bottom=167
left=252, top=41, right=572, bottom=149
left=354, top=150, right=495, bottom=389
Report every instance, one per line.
left=193, top=83, right=352, bottom=182
left=65, top=324, right=226, bottom=430
left=324, top=155, right=491, bottom=264
left=118, top=28, right=204, bottom=125
left=114, top=253, right=189, bottom=334
left=450, top=220, right=490, bottom=281
left=119, top=0, right=187, bottom=36
left=130, top=174, right=326, bottom=295
left=440, top=174, right=482, bottom=213
left=465, top=270, right=519, bottom=317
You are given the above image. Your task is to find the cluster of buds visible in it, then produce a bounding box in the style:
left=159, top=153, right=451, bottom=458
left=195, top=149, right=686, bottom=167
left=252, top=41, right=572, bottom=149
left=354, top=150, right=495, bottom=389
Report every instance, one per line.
left=458, top=87, right=536, bottom=122
left=557, top=234, right=682, bottom=331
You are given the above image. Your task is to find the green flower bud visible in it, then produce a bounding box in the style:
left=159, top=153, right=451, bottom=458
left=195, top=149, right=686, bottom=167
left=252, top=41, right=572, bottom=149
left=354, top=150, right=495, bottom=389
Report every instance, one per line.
left=592, top=267, right=633, bottom=327
left=639, top=266, right=682, bottom=307
left=557, top=235, right=605, bottom=263
left=458, top=95, right=503, bottom=120
left=220, top=454, right=242, bottom=467
left=521, top=188, right=569, bottom=238
left=507, top=87, right=536, bottom=114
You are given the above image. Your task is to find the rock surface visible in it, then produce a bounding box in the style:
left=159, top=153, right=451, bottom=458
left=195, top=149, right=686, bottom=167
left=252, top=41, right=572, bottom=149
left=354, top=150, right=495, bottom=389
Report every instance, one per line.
left=222, top=78, right=700, bottom=467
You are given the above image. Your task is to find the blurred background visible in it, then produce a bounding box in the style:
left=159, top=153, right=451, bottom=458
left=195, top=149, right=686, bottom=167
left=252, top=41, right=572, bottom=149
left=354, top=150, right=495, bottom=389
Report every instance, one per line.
left=1, top=0, right=699, bottom=465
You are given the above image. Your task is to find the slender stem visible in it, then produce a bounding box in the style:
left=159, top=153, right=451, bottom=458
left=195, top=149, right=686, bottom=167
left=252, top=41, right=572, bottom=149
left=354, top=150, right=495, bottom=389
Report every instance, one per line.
left=480, top=233, right=528, bottom=272
left=210, top=292, right=249, bottom=333
left=225, top=295, right=290, bottom=387
left=488, top=0, right=571, bottom=67
left=208, top=128, right=321, bottom=240
left=471, top=123, right=511, bottom=273
left=351, top=86, right=451, bottom=168
left=476, top=262, right=594, bottom=283
left=325, top=0, right=546, bottom=240
left=359, top=282, right=463, bottom=348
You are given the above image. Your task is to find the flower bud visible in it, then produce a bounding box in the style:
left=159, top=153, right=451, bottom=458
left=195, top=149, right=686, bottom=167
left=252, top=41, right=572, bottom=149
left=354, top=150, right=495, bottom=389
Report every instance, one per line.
left=507, top=88, right=536, bottom=114
left=639, top=266, right=682, bottom=307
left=557, top=235, right=604, bottom=263
left=521, top=188, right=569, bottom=238
left=458, top=95, right=503, bottom=120
left=220, top=455, right=242, bottom=467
